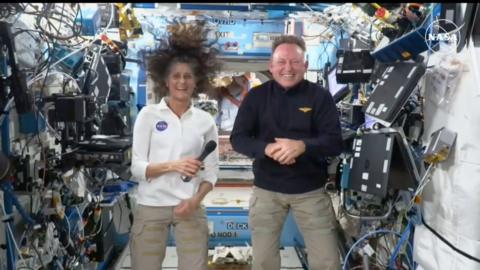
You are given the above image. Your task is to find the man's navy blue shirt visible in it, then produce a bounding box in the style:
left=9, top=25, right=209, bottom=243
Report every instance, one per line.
left=230, top=79, right=343, bottom=194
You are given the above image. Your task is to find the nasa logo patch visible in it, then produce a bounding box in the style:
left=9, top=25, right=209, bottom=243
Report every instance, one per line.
left=156, top=121, right=168, bottom=131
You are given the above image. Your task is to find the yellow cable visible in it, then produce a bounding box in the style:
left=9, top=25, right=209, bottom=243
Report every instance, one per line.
left=371, top=3, right=382, bottom=10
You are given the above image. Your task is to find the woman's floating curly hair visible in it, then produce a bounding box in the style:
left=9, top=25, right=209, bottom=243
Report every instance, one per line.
left=147, top=18, right=222, bottom=98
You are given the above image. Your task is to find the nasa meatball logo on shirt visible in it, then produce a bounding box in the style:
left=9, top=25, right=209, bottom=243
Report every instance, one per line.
left=156, top=121, right=168, bottom=131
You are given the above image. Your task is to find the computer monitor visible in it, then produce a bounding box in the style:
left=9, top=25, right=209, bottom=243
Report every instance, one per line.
left=364, top=114, right=377, bottom=129
left=327, top=68, right=349, bottom=103
left=82, top=44, right=111, bottom=106
left=349, top=130, right=419, bottom=198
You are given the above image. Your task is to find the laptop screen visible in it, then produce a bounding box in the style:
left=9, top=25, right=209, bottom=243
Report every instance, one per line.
left=327, top=68, right=349, bottom=102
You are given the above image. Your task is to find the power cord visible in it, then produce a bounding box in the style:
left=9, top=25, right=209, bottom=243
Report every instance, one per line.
left=342, top=229, right=414, bottom=270
left=422, top=217, right=480, bottom=264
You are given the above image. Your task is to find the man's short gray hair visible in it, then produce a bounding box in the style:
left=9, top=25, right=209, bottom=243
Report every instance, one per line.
left=272, top=35, right=306, bottom=54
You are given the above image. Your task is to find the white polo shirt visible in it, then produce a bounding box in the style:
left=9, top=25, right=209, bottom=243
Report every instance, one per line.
left=131, top=98, right=219, bottom=207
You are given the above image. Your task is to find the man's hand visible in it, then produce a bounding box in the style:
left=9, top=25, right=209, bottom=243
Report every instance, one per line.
left=265, top=142, right=282, bottom=158
left=174, top=198, right=199, bottom=218
left=265, top=142, right=296, bottom=164
left=270, top=138, right=306, bottom=165
left=172, top=158, right=202, bottom=178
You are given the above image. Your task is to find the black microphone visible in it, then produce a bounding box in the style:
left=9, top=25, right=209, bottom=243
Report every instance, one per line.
left=181, top=140, right=217, bottom=182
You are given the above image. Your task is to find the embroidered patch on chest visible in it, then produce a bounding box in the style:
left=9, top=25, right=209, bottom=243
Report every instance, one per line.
left=298, top=107, right=312, bottom=113
left=155, top=121, right=168, bottom=131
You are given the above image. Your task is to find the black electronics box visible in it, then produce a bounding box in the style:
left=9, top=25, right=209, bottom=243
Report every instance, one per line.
left=102, top=52, right=124, bottom=75
left=348, top=130, right=418, bottom=198
left=75, top=147, right=131, bottom=165
left=53, top=96, right=95, bottom=122
left=345, top=104, right=365, bottom=128
left=76, top=136, right=132, bottom=165
left=109, top=74, right=131, bottom=101
left=364, top=62, right=425, bottom=127
left=77, top=136, right=132, bottom=151
left=336, top=49, right=375, bottom=84
left=55, top=96, right=88, bottom=122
